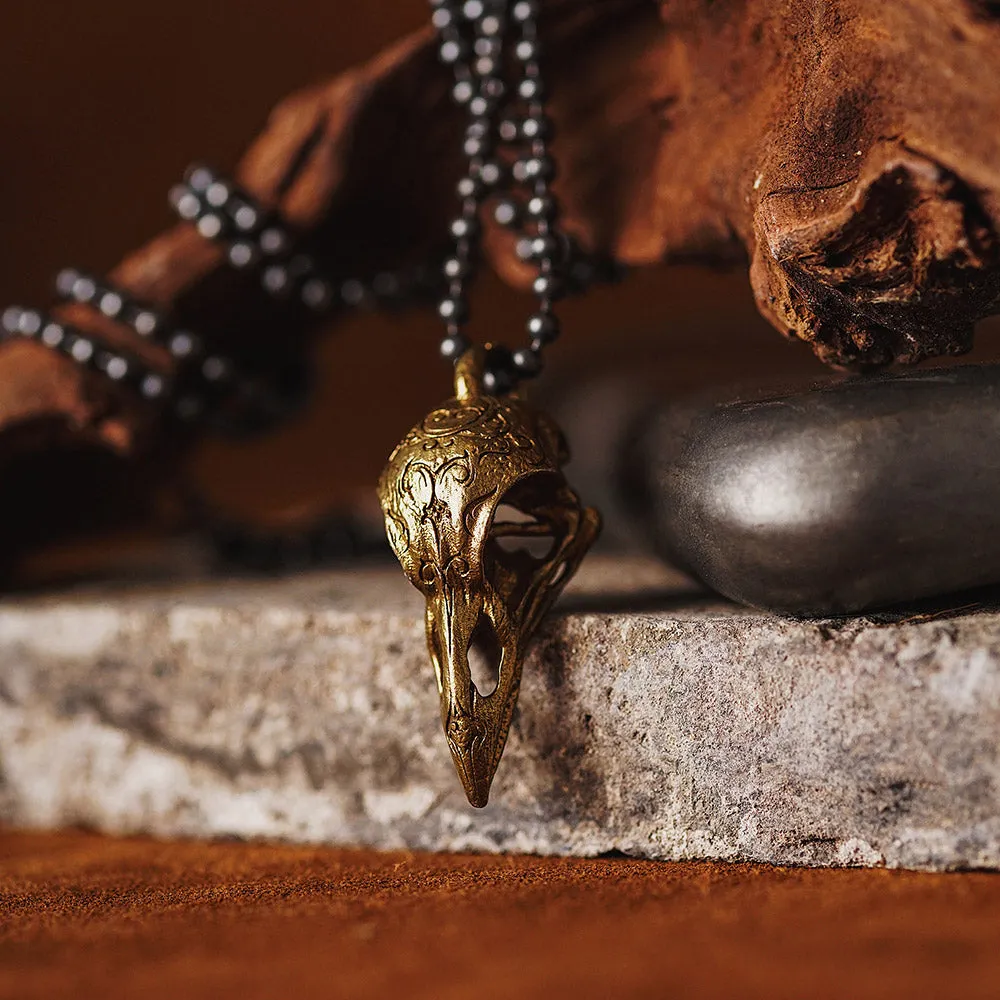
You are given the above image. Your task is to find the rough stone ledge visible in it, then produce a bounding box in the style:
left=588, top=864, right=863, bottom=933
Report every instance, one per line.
left=0, top=556, right=998, bottom=871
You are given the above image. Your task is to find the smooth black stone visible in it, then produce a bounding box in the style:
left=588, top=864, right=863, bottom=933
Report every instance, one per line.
left=628, top=364, right=1000, bottom=616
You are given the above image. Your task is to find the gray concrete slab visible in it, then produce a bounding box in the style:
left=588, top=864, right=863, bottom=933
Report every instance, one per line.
left=0, top=557, right=997, bottom=870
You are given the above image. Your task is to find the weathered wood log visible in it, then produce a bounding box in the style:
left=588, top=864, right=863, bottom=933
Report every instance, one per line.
left=0, top=0, right=998, bottom=563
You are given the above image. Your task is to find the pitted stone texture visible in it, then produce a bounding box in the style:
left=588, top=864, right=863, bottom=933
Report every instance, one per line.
left=0, top=557, right=998, bottom=871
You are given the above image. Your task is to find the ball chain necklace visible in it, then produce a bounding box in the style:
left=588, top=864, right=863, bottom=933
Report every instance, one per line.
left=377, top=0, right=600, bottom=807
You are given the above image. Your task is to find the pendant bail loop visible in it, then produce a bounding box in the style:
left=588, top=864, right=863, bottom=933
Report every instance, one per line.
left=454, top=345, right=485, bottom=401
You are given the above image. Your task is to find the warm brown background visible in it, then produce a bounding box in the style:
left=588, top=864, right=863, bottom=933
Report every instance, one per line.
left=2, top=15, right=999, bottom=996
left=1, top=0, right=997, bottom=526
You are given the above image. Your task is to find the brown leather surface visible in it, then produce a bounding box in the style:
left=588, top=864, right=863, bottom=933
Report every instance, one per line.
left=0, top=830, right=997, bottom=999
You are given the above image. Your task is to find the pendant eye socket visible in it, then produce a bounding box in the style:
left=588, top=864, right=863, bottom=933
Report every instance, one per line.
left=491, top=502, right=556, bottom=562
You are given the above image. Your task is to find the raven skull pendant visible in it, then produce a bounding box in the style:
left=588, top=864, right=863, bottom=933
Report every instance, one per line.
left=377, top=348, right=600, bottom=807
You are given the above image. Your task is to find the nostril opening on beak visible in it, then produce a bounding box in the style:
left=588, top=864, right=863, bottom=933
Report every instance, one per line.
left=469, top=613, right=501, bottom=697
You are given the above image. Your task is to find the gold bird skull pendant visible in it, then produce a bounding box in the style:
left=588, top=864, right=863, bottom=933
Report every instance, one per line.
left=377, top=348, right=600, bottom=807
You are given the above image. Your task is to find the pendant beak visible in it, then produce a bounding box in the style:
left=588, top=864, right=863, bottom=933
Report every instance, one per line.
left=447, top=710, right=499, bottom=809
left=425, top=596, right=520, bottom=808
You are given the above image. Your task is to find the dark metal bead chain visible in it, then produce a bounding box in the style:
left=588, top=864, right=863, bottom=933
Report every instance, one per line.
left=0, top=303, right=169, bottom=402
left=50, top=268, right=309, bottom=430
left=432, top=0, right=574, bottom=394
left=1, top=169, right=442, bottom=437
left=2, top=270, right=311, bottom=433
left=434, top=1, right=510, bottom=375
left=168, top=165, right=440, bottom=313
left=171, top=164, right=336, bottom=311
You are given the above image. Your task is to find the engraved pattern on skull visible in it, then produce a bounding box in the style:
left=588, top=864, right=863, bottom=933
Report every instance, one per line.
left=378, top=386, right=600, bottom=806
